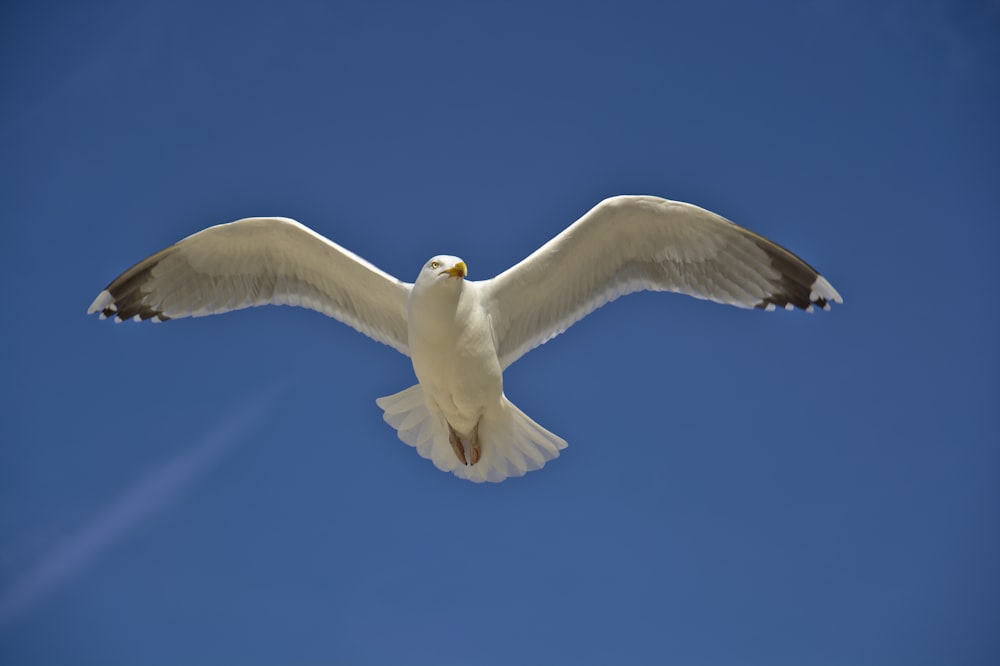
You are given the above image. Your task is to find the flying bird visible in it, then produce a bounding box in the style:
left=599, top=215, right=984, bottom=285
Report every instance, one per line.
left=89, top=195, right=842, bottom=482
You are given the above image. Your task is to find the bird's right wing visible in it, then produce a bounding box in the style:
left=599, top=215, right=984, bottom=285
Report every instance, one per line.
left=88, top=217, right=412, bottom=356
left=485, top=196, right=842, bottom=369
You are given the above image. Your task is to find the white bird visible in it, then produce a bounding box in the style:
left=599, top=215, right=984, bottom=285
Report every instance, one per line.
left=89, top=195, right=842, bottom=482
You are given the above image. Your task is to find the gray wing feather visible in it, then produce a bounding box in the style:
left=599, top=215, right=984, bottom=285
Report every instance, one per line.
left=88, top=217, right=411, bottom=355
left=485, top=196, right=842, bottom=368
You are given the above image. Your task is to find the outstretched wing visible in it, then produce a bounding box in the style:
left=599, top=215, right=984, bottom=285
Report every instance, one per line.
left=485, top=196, right=842, bottom=368
left=88, top=217, right=412, bottom=355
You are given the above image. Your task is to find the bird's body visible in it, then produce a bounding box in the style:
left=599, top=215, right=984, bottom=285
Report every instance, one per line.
left=407, top=259, right=501, bottom=437
left=90, top=195, right=842, bottom=482
left=382, top=256, right=566, bottom=480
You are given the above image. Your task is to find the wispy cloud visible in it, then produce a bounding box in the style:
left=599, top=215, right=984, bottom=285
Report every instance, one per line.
left=0, top=383, right=286, bottom=627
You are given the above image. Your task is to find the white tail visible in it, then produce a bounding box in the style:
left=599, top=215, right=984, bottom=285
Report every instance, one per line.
left=375, top=384, right=567, bottom=483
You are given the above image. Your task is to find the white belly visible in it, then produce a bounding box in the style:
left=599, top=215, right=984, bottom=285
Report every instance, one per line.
left=407, top=283, right=502, bottom=435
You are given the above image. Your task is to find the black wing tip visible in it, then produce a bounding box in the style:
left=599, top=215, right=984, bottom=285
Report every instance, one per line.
left=750, top=237, right=842, bottom=314
left=755, top=293, right=828, bottom=314
left=88, top=247, right=181, bottom=323
left=88, top=285, right=171, bottom=324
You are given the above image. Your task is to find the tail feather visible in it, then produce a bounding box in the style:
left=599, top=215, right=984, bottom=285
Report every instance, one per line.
left=377, top=385, right=449, bottom=467
left=375, top=384, right=567, bottom=483
left=398, top=407, right=426, bottom=433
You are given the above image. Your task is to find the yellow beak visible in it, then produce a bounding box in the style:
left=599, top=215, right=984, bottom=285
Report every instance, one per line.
left=441, top=261, right=467, bottom=279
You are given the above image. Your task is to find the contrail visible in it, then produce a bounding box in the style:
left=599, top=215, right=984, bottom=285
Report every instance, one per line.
left=0, top=383, right=287, bottom=627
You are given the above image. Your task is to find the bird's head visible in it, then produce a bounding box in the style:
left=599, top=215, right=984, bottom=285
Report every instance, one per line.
left=418, top=256, right=467, bottom=284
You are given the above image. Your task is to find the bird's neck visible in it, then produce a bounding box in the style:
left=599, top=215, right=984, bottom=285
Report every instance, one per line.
left=409, top=282, right=464, bottom=335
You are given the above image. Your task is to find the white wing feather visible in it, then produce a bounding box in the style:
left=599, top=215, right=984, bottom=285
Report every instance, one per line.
left=88, top=217, right=411, bottom=355
left=485, top=196, right=842, bottom=368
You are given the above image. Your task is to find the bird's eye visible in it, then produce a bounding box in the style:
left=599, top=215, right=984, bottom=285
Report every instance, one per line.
left=430, top=261, right=440, bottom=269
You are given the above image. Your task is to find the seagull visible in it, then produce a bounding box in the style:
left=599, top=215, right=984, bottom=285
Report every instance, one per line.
left=89, top=195, right=842, bottom=482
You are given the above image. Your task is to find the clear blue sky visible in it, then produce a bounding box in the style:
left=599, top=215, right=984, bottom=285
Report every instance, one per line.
left=2, top=1, right=998, bottom=664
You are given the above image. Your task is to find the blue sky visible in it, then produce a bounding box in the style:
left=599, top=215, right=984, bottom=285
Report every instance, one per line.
left=2, top=0, right=998, bottom=664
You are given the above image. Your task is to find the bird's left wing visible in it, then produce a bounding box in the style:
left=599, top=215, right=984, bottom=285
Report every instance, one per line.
left=484, top=196, right=842, bottom=368
left=89, top=217, right=412, bottom=355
